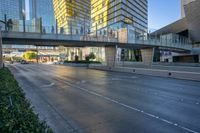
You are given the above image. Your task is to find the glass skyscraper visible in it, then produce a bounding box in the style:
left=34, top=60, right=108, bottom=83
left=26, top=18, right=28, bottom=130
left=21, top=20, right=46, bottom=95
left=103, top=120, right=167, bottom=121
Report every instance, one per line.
left=91, top=0, right=148, bottom=61
left=35, top=0, right=55, bottom=27
left=1, top=0, right=55, bottom=50
left=0, top=0, right=21, bottom=20
left=53, top=0, right=91, bottom=34
left=91, top=0, right=148, bottom=36
left=0, top=0, right=55, bottom=29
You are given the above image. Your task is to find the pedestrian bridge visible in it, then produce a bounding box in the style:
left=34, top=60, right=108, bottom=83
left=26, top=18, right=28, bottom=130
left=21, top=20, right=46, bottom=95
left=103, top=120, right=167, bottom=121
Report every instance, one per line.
left=1, top=30, right=192, bottom=52
left=0, top=27, right=193, bottom=67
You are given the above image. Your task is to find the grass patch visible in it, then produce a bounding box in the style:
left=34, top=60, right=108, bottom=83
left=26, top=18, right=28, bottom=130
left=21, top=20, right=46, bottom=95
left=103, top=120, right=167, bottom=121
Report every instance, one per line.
left=0, top=68, right=53, bottom=133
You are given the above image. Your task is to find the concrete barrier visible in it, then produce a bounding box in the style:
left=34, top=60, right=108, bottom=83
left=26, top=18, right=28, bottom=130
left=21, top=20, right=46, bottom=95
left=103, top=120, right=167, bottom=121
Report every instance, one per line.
left=89, top=65, right=200, bottom=81
left=63, top=63, right=89, bottom=67
left=153, top=62, right=200, bottom=67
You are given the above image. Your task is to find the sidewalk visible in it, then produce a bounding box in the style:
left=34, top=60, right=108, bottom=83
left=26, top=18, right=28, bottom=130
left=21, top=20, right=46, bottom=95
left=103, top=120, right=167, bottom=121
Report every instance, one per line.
left=89, top=65, right=200, bottom=81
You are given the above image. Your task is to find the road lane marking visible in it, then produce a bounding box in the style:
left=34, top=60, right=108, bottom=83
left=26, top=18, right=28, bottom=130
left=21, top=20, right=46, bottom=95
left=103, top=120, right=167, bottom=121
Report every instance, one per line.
left=60, top=79, right=199, bottom=133
left=41, top=83, right=55, bottom=87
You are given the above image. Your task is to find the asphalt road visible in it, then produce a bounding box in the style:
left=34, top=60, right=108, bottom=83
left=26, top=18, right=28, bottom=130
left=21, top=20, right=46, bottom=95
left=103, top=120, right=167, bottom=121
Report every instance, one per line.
left=8, top=64, right=200, bottom=133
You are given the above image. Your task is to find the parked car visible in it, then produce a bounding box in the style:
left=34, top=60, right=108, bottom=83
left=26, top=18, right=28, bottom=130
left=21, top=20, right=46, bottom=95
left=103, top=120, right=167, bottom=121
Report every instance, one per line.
left=20, top=60, right=29, bottom=64
left=53, top=61, right=64, bottom=65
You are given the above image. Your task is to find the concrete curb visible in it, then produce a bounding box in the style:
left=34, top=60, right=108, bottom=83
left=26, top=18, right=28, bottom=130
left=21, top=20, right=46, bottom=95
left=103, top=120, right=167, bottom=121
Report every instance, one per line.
left=63, top=63, right=89, bottom=67
left=89, top=66, right=200, bottom=81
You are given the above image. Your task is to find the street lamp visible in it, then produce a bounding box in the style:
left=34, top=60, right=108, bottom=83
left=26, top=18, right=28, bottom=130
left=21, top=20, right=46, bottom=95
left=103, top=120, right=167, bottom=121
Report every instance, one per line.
left=84, top=17, right=86, bottom=35
left=56, top=19, right=58, bottom=34
left=0, top=14, right=9, bottom=68
left=0, top=14, right=7, bottom=31
left=96, top=23, right=97, bottom=37
left=0, top=16, right=6, bottom=68
left=22, top=9, right=26, bottom=32
left=0, top=26, right=3, bottom=68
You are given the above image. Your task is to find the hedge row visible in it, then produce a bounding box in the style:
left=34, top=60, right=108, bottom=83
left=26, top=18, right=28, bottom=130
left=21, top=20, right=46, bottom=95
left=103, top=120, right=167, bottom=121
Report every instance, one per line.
left=64, top=60, right=101, bottom=64
left=0, top=68, right=53, bottom=133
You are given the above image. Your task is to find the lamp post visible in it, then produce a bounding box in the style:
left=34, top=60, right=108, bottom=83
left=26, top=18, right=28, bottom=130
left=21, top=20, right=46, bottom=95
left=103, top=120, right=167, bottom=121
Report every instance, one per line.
left=22, top=10, right=26, bottom=32
left=0, top=15, right=7, bottom=30
left=56, top=19, right=58, bottom=34
left=70, top=18, right=72, bottom=36
left=4, top=14, right=7, bottom=31
left=96, top=23, right=97, bottom=37
left=0, top=15, right=8, bottom=68
left=0, top=18, right=7, bottom=68
left=0, top=26, right=3, bottom=68
left=83, top=17, right=86, bottom=35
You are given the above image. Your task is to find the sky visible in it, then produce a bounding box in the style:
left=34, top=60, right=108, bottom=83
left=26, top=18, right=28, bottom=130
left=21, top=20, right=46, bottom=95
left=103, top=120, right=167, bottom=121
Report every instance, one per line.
left=25, top=0, right=30, bottom=20
left=23, top=0, right=180, bottom=30
left=148, top=0, right=181, bottom=30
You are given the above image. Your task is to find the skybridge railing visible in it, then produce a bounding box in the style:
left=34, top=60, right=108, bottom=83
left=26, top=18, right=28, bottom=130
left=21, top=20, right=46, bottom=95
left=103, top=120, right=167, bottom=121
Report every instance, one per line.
left=1, top=22, right=193, bottom=50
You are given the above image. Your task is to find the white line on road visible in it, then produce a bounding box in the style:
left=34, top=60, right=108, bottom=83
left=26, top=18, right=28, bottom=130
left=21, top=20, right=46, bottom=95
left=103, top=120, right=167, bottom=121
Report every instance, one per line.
left=60, top=79, right=199, bottom=133
left=41, top=83, right=55, bottom=87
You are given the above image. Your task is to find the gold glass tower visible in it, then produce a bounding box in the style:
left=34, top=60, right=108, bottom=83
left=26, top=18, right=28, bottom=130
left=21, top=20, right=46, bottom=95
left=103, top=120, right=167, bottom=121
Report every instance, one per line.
left=91, top=0, right=148, bottom=35
left=91, top=0, right=109, bottom=33
left=53, top=0, right=91, bottom=34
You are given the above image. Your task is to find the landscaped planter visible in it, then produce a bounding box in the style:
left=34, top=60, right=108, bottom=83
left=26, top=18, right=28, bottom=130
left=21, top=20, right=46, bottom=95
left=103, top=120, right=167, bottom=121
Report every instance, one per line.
left=0, top=68, right=52, bottom=133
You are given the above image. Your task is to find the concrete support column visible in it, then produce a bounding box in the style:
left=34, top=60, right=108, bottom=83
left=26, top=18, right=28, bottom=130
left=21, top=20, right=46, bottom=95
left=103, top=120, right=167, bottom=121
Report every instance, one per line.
left=141, top=48, right=154, bottom=67
left=0, top=27, right=3, bottom=68
left=105, top=46, right=117, bottom=68
left=36, top=46, right=39, bottom=63
left=198, top=54, right=200, bottom=63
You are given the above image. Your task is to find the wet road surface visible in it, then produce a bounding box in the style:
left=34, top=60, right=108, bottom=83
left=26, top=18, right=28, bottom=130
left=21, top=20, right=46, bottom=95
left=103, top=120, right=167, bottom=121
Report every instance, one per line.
left=8, top=64, right=200, bottom=133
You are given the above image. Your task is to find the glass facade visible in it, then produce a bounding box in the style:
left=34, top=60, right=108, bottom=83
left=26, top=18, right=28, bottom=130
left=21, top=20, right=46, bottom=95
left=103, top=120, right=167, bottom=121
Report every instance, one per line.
left=0, top=0, right=55, bottom=29
left=160, top=33, right=191, bottom=44
left=91, top=0, right=148, bottom=35
left=53, top=0, right=91, bottom=35
left=0, top=0, right=23, bottom=30
left=35, top=0, right=55, bottom=27
left=0, top=0, right=21, bottom=20
left=0, top=0, right=55, bottom=50
left=91, top=0, right=148, bottom=61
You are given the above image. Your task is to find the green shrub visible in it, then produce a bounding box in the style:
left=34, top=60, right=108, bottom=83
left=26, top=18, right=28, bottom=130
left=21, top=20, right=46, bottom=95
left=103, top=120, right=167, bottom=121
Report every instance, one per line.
left=0, top=68, right=53, bottom=133
left=85, top=52, right=96, bottom=61
left=64, top=60, right=101, bottom=64
left=88, top=52, right=96, bottom=60
left=23, top=51, right=37, bottom=61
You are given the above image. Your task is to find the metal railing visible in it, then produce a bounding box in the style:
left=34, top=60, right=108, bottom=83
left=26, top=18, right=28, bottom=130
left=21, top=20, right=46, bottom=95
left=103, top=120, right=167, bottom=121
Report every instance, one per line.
left=1, top=22, right=193, bottom=50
